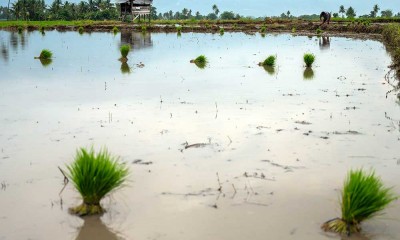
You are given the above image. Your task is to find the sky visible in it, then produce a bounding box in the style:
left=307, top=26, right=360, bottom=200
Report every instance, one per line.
left=1, top=0, right=400, bottom=17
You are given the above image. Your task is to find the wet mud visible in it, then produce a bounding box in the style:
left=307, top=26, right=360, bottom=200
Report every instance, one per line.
left=0, top=30, right=399, bottom=240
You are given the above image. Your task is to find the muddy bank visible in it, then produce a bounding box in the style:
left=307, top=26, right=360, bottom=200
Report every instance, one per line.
left=0, top=20, right=386, bottom=36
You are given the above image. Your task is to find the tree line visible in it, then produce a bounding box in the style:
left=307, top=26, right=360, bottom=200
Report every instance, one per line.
left=1, top=1, right=399, bottom=21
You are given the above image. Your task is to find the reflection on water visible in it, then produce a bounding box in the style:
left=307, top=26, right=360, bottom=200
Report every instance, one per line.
left=263, top=65, right=275, bottom=75
left=303, top=67, right=314, bottom=80
left=39, top=58, right=52, bottom=67
left=75, top=216, right=119, bottom=240
left=120, top=31, right=153, bottom=50
left=120, top=62, right=131, bottom=74
left=1, top=42, right=8, bottom=62
left=319, top=36, right=330, bottom=50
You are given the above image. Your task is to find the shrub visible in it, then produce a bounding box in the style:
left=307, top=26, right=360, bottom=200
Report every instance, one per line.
left=67, top=147, right=129, bottom=216
left=303, top=53, right=315, bottom=67
left=322, top=169, right=396, bottom=235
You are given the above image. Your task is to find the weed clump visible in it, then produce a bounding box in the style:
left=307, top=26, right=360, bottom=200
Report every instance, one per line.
left=322, top=169, right=397, bottom=236
left=67, top=147, right=129, bottom=216
left=292, top=27, right=296, bottom=33
left=316, top=28, right=323, bottom=35
left=260, top=25, right=266, bottom=33
left=119, top=44, right=130, bottom=62
left=219, top=28, right=224, bottom=35
left=303, top=53, right=315, bottom=67
left=78, top=26, right=84, bottom=34
left=190, top=55, right=207, bottom=69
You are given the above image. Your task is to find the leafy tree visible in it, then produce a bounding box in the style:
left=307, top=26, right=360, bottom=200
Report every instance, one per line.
left=332, top=13, right=339, bottom=18
left=150, top=6, right=157, bottom=20
left=286, top=10, right=291, bottom=18
left=370, top=4, right=380, bottom=18
left=339, top=5, right=345, bottom=18
left=381, top=9, right=393, bottom=18
left=212, top=4, right=219, bottom=16
left=220, top=11, right=235, bottom=20
left=207, top=12, right=217, bottom=20
left=346, top=6, right=356, bottom=19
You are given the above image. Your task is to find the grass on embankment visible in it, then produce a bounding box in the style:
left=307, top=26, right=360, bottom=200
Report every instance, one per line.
left=0, top=20, right=120, bottom=29
left=382, top=24, right=400, bottom=78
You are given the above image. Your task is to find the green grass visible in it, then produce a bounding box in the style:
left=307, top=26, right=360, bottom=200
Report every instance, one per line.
left=66, top=147, right=129, bottom=216
left=262, top=55, right=276, bottom=67
left=39, top=49, right=52, bottom=59
left=78, top=26, right=84, bottom=34
left=322, top=169, right=397, bottom=235
left=303, top=53, right=315, bottom=67
left=191, top=55, right=207, bottom=69
left=112, top=26, right=119, bottom=34
left=120, top=44, right=130, bottom=59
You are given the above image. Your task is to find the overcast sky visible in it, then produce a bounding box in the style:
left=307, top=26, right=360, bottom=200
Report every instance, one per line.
left=1, top=0, right=400, bottom=17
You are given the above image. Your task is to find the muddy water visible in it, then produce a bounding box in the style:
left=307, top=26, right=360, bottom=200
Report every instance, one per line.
left=0, top=30, right=399, bottom=240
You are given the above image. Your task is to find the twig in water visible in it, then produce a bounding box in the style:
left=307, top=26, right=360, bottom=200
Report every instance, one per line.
left=58, top=166, right=69, bottom=185
left=216, top=172, right=222, bottom=192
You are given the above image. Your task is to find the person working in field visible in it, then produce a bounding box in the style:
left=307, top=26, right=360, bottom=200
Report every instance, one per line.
left=320, top=11, right=331, bottom=25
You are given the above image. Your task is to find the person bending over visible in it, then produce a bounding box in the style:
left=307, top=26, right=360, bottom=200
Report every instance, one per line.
left=320, top=11, right=331, bottom=25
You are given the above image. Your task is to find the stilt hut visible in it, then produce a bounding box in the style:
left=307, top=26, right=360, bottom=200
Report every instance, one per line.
left=116, top=0, right=153, bottom=21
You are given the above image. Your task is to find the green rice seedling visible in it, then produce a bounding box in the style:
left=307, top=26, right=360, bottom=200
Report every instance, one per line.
left=176, top=26, right=182, bottom=33
left=17, top=26, right=23, bottom=34
left=322, top=169, right=397, bottom=235
left=316, top=28, right=322, bottom=35
left=303, top=67, right=314, bottom=80
left=303, top=53, right=315, bottom=67
left=190, top=55, right=207, bottom=69
left=292, top=27, right=296, bottom=33
left=261, top=55, right=276, bottom=67
left=35, top=49, right=52, bottom=60
left=260, top=25, right=266, bottom=33
left=67, top=147, right=129, bottom=216
left=119, top=44, right=130, bottom=62
left=78, top=26, right=84, bottom=34
left=112, top=26, right=119, bottom=34
left=219, top=28, right=224, bottom=35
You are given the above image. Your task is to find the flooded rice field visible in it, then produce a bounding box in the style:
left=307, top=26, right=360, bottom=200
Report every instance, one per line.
left=0, top=30, right=400, bottom=240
